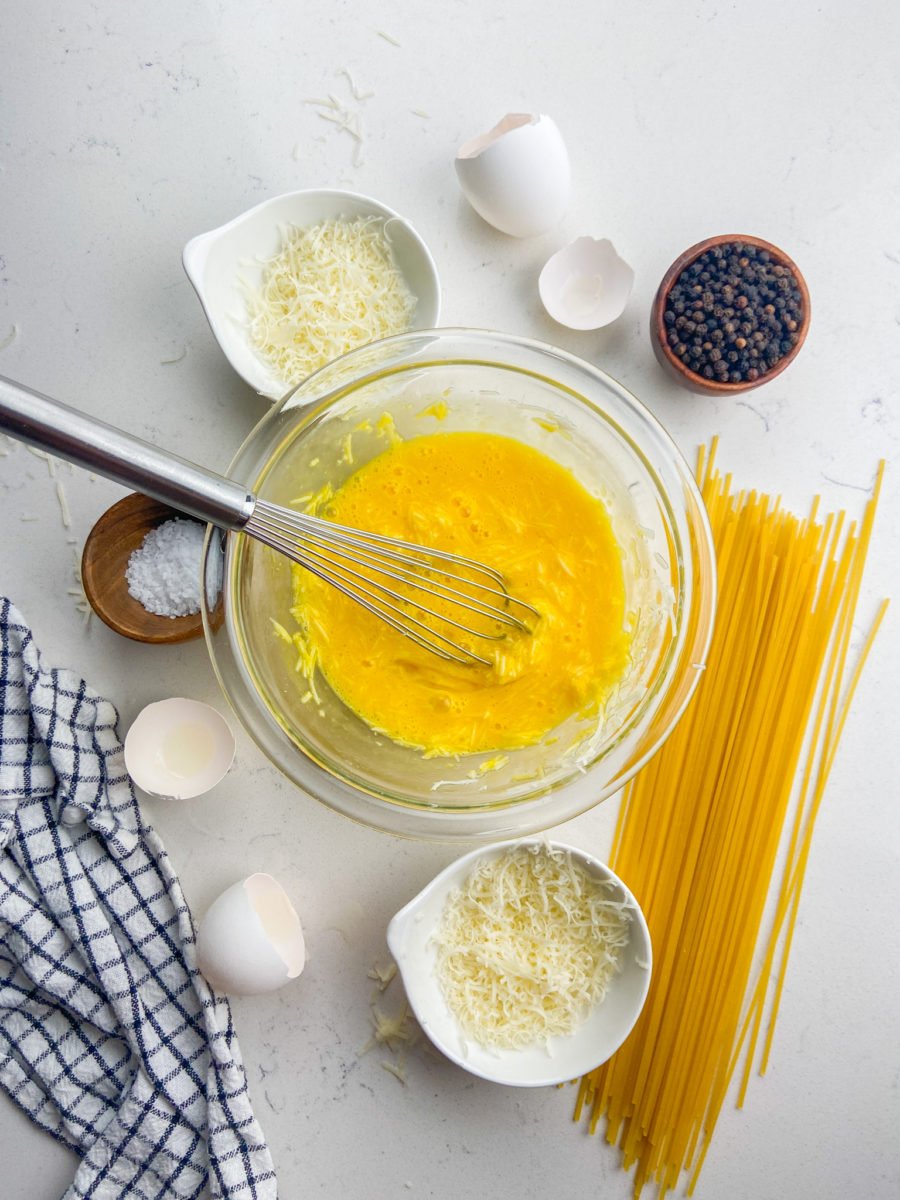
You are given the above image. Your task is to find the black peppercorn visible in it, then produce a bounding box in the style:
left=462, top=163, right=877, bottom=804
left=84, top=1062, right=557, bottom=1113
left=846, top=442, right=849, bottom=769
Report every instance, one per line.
left=660, top=240, right=804, bottom=385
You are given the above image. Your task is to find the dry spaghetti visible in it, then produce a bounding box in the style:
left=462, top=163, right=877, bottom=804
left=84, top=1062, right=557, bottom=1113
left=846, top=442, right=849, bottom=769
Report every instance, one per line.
left=574, top=441, right=887, bottom=1198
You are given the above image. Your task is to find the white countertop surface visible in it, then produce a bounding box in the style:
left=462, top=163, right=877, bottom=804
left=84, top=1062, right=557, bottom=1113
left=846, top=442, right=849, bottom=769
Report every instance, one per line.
left=2, top=3, right=898, bottom=1198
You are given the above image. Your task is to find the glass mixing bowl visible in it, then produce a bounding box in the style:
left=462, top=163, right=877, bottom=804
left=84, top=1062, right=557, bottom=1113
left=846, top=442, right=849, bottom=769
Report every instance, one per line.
left=201, top=329, right=715, bottom=840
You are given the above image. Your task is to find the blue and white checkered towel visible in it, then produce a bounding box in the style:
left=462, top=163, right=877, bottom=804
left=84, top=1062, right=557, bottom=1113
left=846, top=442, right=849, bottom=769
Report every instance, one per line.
left=0, top=598, right=278, bottom=1199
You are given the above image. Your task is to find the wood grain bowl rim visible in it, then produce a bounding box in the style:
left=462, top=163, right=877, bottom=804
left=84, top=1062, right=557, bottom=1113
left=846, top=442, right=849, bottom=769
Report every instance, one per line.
left=80, top=493, right=205, bottom=644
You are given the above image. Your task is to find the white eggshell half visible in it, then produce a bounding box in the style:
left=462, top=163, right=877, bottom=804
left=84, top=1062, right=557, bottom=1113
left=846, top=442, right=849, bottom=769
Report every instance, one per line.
left=196, top=873, right=306, bottom=996
left=539, top=237, right=635, bottom=330
left=455, top=113, right=571, bottom=238
left=124, top=697, right=235, bottom=799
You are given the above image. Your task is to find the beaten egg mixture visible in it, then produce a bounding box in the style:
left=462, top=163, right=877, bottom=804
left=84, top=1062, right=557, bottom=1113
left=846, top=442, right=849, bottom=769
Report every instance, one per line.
left=286, top=430, right=630, bottom=756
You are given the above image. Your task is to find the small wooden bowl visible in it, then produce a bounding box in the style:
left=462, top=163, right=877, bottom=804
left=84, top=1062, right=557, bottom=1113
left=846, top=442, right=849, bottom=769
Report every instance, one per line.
left=81, top=493, right=205, bottom=644
left=651, top=234, right=810, bottom=397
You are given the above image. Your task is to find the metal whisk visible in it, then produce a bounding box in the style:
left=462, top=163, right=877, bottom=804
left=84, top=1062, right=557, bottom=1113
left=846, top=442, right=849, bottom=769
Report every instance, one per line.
left=0, top=375, right=537, bottom=665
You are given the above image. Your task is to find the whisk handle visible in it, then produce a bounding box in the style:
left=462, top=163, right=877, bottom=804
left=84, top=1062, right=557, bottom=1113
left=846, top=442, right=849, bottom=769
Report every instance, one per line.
left=0, top=374, right=255, bottom=530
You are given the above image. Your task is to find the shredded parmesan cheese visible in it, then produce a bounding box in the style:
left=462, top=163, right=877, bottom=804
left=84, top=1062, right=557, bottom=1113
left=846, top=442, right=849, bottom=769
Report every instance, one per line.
left=26, top=445, right=57, bottom=476
left=367, top=961, right=398, bottom=991
left=339, top=66, right=373, bottom=102
left=55, top=481, right=70, bottom=528
left=380, top=1060, right=407, bottom=1084
left=358, top=966, right=421, bottom=1089
left=246, top=216, right=416, bottom=386
left=433, top=844, right=631, bottom=1050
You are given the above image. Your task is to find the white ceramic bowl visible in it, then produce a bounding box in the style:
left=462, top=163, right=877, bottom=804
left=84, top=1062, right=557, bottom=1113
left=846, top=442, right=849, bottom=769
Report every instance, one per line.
left=386, top=839, right=652, bottom=1087
left=182, top=189, right=441, bottom=400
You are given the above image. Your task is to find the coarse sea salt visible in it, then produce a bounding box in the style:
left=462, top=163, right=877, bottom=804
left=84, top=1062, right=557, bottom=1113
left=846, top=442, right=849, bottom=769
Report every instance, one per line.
left=126, top=518, right=205, bottom=618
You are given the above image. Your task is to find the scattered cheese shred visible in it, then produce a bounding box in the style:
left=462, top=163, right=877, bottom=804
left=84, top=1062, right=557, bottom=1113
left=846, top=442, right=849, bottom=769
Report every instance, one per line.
left=269, top=618, right=293, bottom=645
left=26, top=445, right=57, bottom=476
left=368, top=1002, right=412, bottom=1052
left=380, top=1060, right=407, bottom=1084
left=367, top=961, right=398, bottom=991
left=433, top=844, right=631, bottom=1050
left=416, top=400, right=448, bottom=420
left=56, top=481, right=71, bottom=528
left=339, top=66, right=373, bottom=102
left=466, top=754, right=510, bottom=779
left=246, top=216, right=416, bottom=387
left=359, top=993, right=420, bottom=1060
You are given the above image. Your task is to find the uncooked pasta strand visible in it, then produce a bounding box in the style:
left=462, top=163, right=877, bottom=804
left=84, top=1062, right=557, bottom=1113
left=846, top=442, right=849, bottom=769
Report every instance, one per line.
left=575, top=444, right=885, bottom=1200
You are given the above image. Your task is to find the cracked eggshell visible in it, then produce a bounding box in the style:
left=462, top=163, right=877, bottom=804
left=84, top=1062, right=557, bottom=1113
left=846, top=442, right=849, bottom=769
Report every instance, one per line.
left=124, top=698, right=235, bottom=799
left=455, top=113, right=571, bottom=238
left=196, top=873, right=306, bottom=996
left=539, top=237, right=635, bottom=330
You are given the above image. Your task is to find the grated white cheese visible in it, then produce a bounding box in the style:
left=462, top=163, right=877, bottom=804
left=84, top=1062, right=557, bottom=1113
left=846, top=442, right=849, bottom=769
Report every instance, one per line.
left=380, top=1060, right=406, bottom=1084
left=55, top=481, right=70, bottom=528
left=245, top=216, right=416, bottom=387
left=339, top=67, right=373, bottom=102
left=432, top=844, right=631, bottom=1050
left=26, top=445, right=57, bottom=476
left=367, top=961, right=398, bottom=992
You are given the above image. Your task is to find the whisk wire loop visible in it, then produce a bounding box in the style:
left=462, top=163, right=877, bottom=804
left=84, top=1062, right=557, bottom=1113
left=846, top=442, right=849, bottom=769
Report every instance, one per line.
left=247, top=500, right=537, bottom=666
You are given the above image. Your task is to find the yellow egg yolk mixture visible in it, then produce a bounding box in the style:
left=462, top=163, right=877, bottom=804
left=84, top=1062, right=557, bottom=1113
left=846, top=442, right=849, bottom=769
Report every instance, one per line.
left=288, top=431, right=630, bottom=756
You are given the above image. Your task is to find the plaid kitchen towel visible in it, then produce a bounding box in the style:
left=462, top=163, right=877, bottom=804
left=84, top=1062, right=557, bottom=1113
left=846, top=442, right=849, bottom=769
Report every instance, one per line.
left=0, top=598, right=277, bottom=1199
